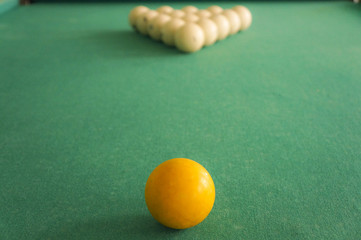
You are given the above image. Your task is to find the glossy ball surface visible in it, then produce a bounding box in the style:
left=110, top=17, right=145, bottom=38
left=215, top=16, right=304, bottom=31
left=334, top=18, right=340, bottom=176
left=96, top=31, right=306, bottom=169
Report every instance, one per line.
left=145, top=158, right=216, bottom=229
left=157, top=5, right=173, bottom=14
left=210, top=14, right=230, bottom=40
left=222, top=9, right=241, bottom=35
left=232, top=5, right=252, bottom=31
left=207, top=5, right=223, bottom=15
left=161, top=18, right=185, bottom=46
left=182, top=5, right=198, bottom=14
left=175, top=23, right=205, bottom=53
left=128, top=6, right=149, bottom=29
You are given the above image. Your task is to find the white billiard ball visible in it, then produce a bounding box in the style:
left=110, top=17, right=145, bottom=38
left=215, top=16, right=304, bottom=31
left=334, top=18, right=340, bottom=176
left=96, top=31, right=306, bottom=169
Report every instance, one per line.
left=207, top=5, right=223, bottom=15
left=232, top=6, right=252, bottom=31
left=161, top=18, right=185, bottom=46
left=128, top=6, right=149, bottom=30
left=210, top=14, right=230, bottom=40
left=182, top=6, right=198, bottom=14
left=222, top=9, right=241, bottom=35
left=136, top=10, right=159, bottom=35
left=196, top=9, right=212, bottom=18
left=170, top=10, right=185, bottom=18
left=157, top=6, right=173, bottom=14
left=148, top=14, right=171, bottom=41
left=197, top=18, right=218, bottom=46
left=175, top=23, right=205, bottom=53
left=182, top=13, right=199, bottom=22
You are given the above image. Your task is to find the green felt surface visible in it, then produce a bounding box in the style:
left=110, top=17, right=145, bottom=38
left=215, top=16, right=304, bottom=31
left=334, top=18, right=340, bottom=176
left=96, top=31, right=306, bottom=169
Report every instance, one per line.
left=0, top=0, right=18, bottom=15
left=1, top=2, right=361, bottom=240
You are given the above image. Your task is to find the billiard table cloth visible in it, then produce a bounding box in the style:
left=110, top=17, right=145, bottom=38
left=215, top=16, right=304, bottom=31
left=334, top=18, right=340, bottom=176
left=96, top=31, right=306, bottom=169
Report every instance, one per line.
left=1, top=1, right=360, bottom=239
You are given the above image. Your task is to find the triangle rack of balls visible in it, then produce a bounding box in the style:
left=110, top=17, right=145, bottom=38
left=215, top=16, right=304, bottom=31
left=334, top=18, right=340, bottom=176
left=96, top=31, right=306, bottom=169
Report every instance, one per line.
left=129, top=5, right=252, bottom=53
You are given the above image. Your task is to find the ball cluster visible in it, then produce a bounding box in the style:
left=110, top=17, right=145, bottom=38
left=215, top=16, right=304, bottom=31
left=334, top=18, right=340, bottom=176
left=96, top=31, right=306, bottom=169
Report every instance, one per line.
left=128, top=5, right=252, bottom=53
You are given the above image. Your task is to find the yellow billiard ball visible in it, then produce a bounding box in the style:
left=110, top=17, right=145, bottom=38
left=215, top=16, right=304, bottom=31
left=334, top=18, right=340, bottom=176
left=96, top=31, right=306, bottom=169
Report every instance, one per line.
left=161, top=18, right=185, bottom=46
left=170, top=9, right=185, bottom=19
left=156, top=5, right=173, bottom=14
left=182, top=5, right=198, bottom=14
left=207, top=5, right=223, bottom=15
left=136, top=10, right=159, bottom=35
left=210, top=14, right=230, bottom=40
left=197, top=18, right=218, bottom=47
left=145, top=158, right=215, bottom=229
left=182, top=13, right=200, bottom=23
left=222, top=9, right=241, bottom=35
left=175, top=23, right=205, bottom=53
left=128, top=6, right=149, bottom=30
left=148, top=14, right=171, bottom=41
left=232, top=5, right=253, bottom=31
left=196, top=9, right=212, bottom=18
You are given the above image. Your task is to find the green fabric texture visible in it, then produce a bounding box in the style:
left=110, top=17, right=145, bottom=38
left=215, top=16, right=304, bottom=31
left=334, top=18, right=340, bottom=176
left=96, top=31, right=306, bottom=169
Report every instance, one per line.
left=1, top=2, right=361, bottom=240
left=0, top=0, right=18, bottom=15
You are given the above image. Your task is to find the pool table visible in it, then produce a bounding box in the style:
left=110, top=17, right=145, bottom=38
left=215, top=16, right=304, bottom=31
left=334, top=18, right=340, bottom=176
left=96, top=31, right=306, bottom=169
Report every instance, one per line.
left=1, top=1, right=360, bottom=239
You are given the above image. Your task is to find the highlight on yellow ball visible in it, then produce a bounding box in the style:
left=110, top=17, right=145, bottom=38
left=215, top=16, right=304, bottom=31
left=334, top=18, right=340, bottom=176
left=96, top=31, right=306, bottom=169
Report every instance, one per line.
left=145, top=158, right=215, bottom=229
